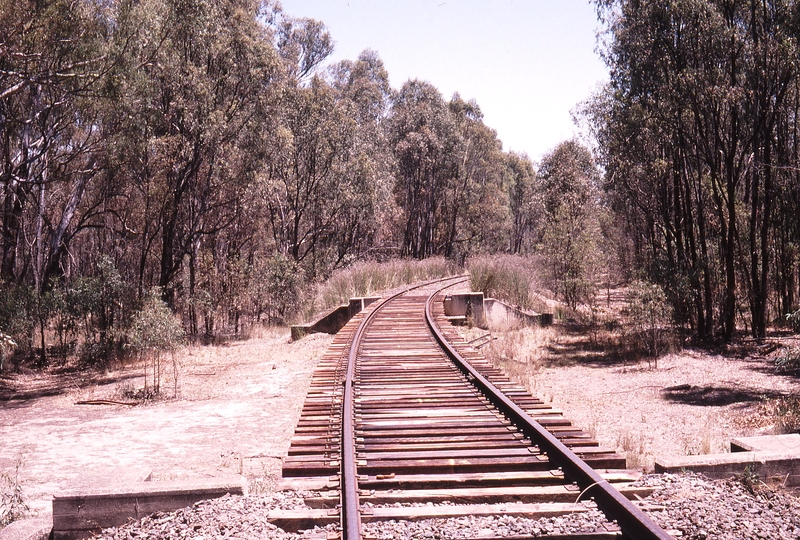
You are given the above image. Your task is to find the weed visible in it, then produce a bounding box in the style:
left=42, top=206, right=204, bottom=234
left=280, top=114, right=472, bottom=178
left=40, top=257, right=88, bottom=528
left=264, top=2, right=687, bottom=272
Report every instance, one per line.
left=616, top=430, right=647, bottom=470
left=0, top=332, right=16, bottom=373
left=467, top=255, right=553, bottom=314
left=786, top=309, right=800, bottom=332
left=738, top=465, right=761, bottom=495
left=1, top=459, right=28, bottom=527
left=625, top=280, right=673, bottom=369
left=313, top=258, right=460, bottom=316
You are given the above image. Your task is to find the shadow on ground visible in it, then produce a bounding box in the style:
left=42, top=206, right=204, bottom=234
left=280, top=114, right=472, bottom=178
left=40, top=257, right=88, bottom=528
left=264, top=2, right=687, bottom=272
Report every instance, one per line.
left=661, top=384, right=787, bottom=406
left=0, top=369, right=141, bottom=408
left=540, top=322, right=654, bottom=369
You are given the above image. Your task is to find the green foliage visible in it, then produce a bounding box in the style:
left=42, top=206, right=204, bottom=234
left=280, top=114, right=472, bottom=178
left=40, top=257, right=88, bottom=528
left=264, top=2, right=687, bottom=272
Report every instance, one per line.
left=128, top=289, right=185, bottom=354
left=626, top=280, right=673, bottom=366
left=71, top=257, right=136, bottom=364
left=0, top=284, right=36, bottom=353
left=128, top=288, right=185, bottom=395
left=537, top=141, right=604, bottom=309
left=738, top=465, right=761, bottom=495
left=253, top=253, right=305, bottom=325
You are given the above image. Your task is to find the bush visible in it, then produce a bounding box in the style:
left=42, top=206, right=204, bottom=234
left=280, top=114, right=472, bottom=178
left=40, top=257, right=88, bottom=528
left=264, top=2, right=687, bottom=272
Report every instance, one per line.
left=314, top=258, right=459, bottom=315
left=0, top=283, right=36, bottom=355
left=128, top=289, right=185, bottom=397
left=626, top=280, right=673, bottom=367
left=775, top=347, right=800, bottom=373
left=774, top=395, right=800, bottom=434
left=0, top=460, right=27, bottom=527
left=787, top=309, right=800, bottom=332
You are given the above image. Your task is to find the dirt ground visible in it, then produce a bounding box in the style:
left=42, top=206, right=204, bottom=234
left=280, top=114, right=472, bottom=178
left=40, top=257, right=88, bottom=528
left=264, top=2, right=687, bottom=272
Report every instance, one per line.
left=0, top=329, right=333, bottom=517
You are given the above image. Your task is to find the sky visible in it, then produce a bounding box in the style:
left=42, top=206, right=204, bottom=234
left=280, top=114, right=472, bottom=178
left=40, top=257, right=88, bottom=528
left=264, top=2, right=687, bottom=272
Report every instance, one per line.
left=278, top=0, right=609, bottom=162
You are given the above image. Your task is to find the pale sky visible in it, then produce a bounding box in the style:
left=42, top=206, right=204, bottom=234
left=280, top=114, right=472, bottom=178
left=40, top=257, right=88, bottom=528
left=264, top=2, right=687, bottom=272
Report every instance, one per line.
left=278, top=0, right=609, bottom=162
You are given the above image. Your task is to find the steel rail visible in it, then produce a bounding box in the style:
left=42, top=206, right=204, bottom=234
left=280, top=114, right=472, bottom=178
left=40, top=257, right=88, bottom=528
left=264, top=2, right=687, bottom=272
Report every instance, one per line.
left=341, top=275, right=469, bottom=540
left=424, top=286, right=674, bottom=540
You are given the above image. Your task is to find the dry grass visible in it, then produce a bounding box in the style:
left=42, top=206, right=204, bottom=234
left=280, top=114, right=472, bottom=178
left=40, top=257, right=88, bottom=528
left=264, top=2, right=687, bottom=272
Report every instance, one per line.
left=467, top=255, right=556, bottom=315
left=312, top=258, right=461, bottom=315
left=476, top=321, right=559, bottom=400
left=616, top=429, right=648, bottom=470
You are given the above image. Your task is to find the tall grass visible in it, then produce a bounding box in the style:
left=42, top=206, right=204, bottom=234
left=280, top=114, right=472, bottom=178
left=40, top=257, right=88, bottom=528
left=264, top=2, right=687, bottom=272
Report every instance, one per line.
left=310, top=258, right=462, bottom=316
left=467, top=254, right=554, bottom=314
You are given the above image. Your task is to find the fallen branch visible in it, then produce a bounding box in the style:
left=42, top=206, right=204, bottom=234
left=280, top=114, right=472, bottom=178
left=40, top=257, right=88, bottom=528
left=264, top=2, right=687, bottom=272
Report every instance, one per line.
left=75, top=399, right=138, bottom=406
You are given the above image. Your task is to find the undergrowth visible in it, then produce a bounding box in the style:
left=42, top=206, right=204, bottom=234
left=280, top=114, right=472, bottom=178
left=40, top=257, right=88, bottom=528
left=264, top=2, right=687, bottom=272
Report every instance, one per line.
left=774, top=394, right=800, bottom=434
left=0, top=459, right=27, bottom=527
left=775, top=347, right=800, bottom=373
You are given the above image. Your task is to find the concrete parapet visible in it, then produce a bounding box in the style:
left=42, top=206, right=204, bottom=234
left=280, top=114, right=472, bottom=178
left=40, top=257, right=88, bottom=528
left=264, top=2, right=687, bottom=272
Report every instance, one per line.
left=730, top=433, right=800, bottom=454
left=443, top=293, right=486, bottom=329
left=0, top=518, right=52, bottom=540
left=348, top=296, right=381, bottom=318
left=483, top=298, right=552, bottom=328
left=291, top=296, right=381, bottom=341
left=52, top=475, right=246, bottom=539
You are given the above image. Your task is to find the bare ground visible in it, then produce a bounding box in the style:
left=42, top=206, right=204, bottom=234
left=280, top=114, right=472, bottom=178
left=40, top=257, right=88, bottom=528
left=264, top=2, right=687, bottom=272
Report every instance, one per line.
left=0, top=328, right=333, bottom=517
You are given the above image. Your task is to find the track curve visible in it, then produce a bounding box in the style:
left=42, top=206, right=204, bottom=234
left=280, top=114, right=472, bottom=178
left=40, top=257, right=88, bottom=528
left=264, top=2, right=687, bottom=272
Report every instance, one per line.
left=279, top=277, right=673, bottom=539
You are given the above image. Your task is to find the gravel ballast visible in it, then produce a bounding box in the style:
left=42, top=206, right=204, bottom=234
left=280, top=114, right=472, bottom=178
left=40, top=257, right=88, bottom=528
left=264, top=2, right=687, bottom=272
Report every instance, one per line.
left=92, top=473, right=800, bottom=539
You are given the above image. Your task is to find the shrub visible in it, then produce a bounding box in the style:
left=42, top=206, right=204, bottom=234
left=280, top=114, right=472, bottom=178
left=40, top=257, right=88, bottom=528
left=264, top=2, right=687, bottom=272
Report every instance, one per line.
left=626, top=280, right=673, bottom=367
left=0, top=332, right=17, bottom=373
left=0, top=460, right=27, bottom=527
left=128, top=289, right=185, bottom=397
left=775, top=395, right=800, bottom=434
left=787, top=309, right=800, bottom=333
left=313, top=258, right=459, bottom=315
left=775, top=347, right=800, bottom=373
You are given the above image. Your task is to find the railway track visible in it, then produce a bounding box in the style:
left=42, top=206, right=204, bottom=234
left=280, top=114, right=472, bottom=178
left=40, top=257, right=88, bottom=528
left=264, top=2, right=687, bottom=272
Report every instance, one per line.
left=277, top=277, right=673, bottom=539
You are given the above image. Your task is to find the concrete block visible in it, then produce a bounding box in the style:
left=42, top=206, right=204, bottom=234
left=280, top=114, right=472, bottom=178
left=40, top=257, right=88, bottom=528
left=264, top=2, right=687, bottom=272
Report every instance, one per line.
left=52, top=475, right=246, bottom=540
left=348, top=296, right=381, bottom=318
left=730, top=434, right=800, bottom=454
left=291, top=296, right=381, bottom=341
left=654, top=451, right=800, bottom=484
left=483, top=298, right=551, bottom=328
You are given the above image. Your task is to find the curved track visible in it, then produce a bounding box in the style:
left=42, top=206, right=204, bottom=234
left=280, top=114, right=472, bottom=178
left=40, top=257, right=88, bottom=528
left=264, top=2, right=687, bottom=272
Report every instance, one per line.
left=279, top=278, right=673, bottom=539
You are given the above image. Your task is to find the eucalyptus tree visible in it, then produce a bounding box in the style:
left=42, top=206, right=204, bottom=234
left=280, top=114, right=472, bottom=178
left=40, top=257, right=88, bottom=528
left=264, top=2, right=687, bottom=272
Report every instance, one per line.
left=109, top=0, right=279, bottom=309
left=328, top=50, right=396, bottom=261
left=506, top=152, right=538, bottom=254
left=388, top=80, right=460, bottom=259
left=445, top=94, right=510, bottom=260
left=537, top=140, right=603, bottom=309
left=0, top=0, right=112, bottom=288
left=593, top=0, right=800, bottom=340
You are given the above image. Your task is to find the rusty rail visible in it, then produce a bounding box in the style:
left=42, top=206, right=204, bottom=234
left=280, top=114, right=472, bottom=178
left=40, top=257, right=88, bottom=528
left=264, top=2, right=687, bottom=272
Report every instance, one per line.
left=424, top=287, right=673, bottom=540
